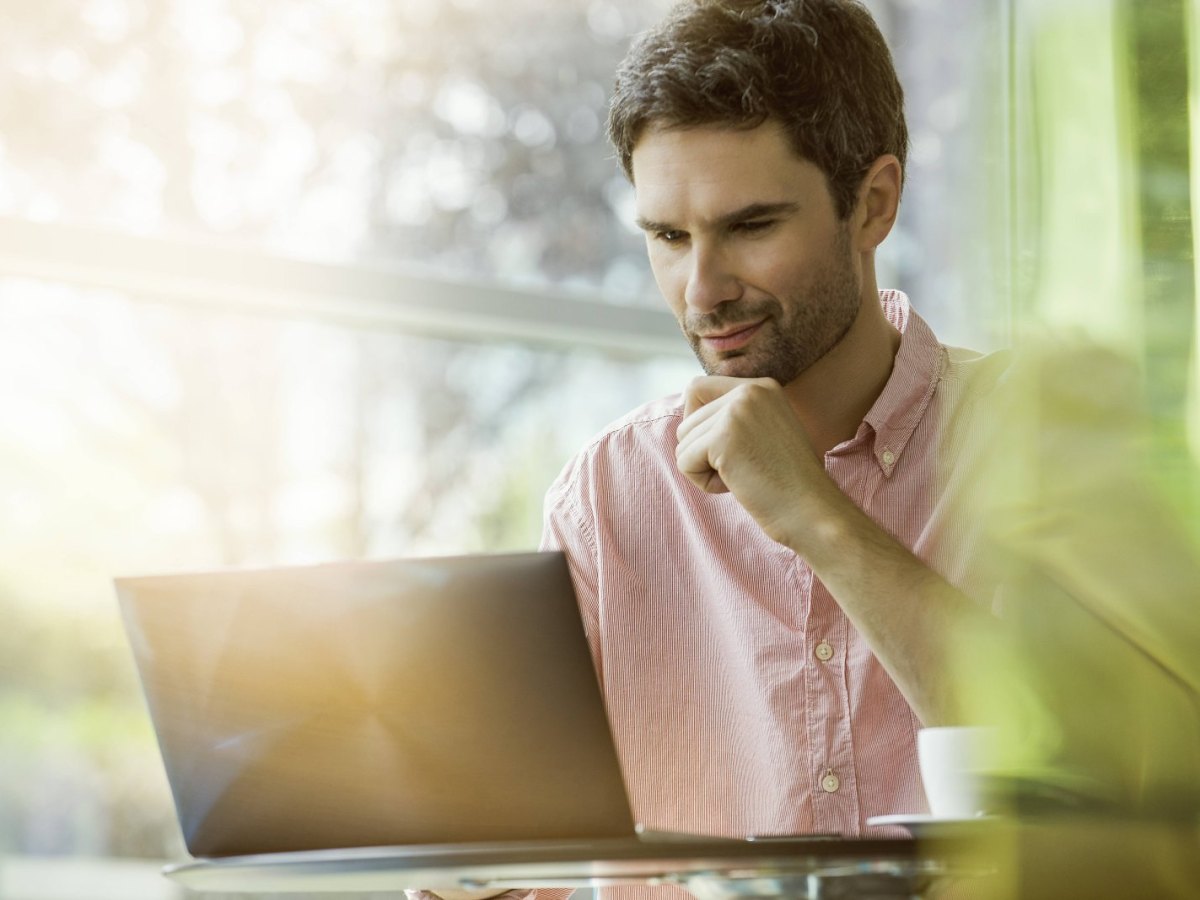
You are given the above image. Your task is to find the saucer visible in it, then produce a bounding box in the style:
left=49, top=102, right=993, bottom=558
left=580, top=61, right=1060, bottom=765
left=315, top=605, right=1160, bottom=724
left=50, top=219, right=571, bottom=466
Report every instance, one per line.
left=866, top=813, right=999, bottom=840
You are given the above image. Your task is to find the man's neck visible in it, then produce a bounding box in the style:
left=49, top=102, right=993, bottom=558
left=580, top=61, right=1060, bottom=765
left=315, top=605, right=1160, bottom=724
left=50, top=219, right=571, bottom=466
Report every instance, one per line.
left=783, top=290, right=902, bottom=456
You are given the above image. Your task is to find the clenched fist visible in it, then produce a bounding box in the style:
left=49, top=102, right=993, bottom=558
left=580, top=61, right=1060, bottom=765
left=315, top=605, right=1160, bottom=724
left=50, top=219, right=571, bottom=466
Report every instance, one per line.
left=675, top=376, right=848, bottom=551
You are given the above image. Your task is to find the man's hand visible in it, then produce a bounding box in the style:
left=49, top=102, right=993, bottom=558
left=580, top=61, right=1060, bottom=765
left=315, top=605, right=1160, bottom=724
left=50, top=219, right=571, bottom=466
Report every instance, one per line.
left=675, top=376, right=844, bottom=551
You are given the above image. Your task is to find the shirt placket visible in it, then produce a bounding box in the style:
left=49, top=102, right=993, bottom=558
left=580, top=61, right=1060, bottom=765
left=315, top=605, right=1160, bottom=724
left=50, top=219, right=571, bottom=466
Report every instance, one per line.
left=800, top=570, right=859, bottom=834
left=798, top=453, right=867, bottom=835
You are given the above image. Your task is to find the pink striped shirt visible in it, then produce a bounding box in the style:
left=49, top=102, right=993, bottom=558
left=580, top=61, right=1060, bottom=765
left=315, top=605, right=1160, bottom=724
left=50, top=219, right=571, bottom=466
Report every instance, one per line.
left=539, top=291, right=1007, bottom=859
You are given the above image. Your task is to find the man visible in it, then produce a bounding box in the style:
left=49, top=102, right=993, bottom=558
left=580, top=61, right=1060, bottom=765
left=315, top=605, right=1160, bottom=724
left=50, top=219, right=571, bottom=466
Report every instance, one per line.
left=540, top=0, right=1006, bottom=845
left=417, top=3, right=1006, bottom=899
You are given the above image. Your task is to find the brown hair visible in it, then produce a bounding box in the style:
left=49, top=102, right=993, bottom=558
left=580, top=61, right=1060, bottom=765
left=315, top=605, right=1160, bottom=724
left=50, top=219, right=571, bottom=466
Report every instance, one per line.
left=607, top=0, right=908, bottom=220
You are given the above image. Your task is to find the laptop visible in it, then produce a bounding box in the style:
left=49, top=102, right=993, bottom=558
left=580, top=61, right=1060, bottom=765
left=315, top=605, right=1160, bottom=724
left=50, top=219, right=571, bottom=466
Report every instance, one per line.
left=117, top=551, right=728, bottom=858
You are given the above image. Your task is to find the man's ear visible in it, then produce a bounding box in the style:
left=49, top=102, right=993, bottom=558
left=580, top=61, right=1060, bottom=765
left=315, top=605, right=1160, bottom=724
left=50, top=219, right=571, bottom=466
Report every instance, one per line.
left=852, top=155, right=902, bottom=251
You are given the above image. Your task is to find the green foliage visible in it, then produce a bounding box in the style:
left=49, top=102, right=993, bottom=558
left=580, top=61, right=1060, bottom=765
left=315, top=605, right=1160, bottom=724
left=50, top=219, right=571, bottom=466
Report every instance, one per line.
left=1123, top=0, right=1200, bottom=533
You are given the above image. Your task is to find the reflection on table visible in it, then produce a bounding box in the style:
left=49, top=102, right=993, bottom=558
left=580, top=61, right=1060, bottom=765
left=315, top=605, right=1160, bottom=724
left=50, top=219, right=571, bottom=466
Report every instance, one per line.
left=165, top=813, right=1200, bottom=900
left=164, top=834, right=970, bottom=898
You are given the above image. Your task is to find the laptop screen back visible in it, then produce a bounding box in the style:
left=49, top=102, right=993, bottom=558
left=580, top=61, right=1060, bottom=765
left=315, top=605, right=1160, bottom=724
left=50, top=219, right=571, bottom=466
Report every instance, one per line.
left=117, top=551, right=637, bottom=857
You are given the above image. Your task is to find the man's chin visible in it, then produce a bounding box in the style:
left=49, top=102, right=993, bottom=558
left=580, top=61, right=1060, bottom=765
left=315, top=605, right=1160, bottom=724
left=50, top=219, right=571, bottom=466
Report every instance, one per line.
left=698, top=353, right=802, bottom=385
left=704, top=356, right=766, bottom=380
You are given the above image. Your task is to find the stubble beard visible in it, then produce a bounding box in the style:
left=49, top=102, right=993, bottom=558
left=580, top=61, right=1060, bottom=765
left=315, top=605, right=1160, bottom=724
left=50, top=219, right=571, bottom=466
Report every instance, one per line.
left=684, top=227, right=863, bottom=386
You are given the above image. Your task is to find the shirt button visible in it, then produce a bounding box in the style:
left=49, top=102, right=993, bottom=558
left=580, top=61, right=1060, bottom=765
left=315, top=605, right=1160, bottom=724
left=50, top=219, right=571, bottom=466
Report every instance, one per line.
left=815, top=640, right=834, bottom=662
left=821, top=770, right=841, bottom=793
left=882, top=449, right=896, bottom=467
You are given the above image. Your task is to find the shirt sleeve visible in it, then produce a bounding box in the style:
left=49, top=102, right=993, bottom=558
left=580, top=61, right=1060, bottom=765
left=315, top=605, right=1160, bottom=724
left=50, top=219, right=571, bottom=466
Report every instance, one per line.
left=539, top=455, right=603, bottom=678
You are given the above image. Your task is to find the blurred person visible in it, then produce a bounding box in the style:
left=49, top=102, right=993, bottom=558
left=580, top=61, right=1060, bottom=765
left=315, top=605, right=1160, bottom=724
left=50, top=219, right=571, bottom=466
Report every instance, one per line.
left=948, top=339, right=1200, bottom=899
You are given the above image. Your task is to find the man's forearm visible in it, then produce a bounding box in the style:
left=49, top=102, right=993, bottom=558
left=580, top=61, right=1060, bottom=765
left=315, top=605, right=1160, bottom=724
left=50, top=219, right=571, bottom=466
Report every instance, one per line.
left=783, top=486, right=991, bottom=725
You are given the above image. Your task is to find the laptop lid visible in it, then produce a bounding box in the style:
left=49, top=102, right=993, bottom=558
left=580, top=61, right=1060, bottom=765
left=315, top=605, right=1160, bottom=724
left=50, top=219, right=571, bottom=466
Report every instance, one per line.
left=117, top=551, right=638, bottom=857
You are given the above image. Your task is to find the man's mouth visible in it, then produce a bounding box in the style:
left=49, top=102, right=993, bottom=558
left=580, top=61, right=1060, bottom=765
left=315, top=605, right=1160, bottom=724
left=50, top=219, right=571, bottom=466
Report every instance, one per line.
left=699, top=320, right=765, bottom=353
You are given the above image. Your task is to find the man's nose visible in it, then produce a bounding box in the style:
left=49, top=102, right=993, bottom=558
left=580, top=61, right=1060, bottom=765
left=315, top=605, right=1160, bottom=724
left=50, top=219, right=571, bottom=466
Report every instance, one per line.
left=683, top=244, right=742, bottom=314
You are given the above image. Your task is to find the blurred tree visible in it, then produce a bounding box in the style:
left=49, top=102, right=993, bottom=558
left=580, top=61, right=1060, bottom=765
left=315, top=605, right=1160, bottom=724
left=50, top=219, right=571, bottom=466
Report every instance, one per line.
left=0, top=0, right=668, bottom=297
left=1122, top=0, right=1199, bottom=531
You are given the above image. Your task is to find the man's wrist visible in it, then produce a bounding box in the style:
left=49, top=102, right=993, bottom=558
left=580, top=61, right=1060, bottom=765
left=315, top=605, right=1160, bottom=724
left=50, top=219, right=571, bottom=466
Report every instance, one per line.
left=775, top=479, right=861, bottom=560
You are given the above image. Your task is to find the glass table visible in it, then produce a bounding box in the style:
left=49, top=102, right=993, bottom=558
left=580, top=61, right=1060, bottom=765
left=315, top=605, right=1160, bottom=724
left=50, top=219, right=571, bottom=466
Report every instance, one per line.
left=166, top=834, right=991, bottom=899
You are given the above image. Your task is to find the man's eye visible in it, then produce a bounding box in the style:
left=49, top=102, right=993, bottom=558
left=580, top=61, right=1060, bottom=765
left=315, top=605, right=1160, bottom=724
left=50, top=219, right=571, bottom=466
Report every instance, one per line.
left=734, top=219, right=774, bottom=234
left=655, top=230, right=686, bottom=244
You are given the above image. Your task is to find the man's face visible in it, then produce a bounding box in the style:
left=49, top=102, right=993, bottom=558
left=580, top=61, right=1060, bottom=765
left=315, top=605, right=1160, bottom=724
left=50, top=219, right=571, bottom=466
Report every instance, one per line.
left=631, top=121, right=862, bottom=385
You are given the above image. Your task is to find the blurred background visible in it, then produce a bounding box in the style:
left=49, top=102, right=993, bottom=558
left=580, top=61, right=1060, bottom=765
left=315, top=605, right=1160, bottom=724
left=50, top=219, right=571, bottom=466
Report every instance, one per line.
left=0, top=0, right=1195, bottom=897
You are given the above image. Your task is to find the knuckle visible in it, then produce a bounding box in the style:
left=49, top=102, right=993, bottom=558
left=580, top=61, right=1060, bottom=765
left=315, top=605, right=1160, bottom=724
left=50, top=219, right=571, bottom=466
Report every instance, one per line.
left=734, top=380, right=770, bottom=407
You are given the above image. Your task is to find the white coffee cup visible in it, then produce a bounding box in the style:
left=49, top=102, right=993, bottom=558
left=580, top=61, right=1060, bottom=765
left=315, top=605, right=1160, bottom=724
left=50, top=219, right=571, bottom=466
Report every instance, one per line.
left=917, top=726, right=995, bottom=819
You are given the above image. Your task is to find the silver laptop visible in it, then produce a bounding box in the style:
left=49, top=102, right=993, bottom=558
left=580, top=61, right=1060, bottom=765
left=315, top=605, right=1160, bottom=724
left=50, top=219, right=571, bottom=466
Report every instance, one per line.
left=117, top=551, right=652, bottom=858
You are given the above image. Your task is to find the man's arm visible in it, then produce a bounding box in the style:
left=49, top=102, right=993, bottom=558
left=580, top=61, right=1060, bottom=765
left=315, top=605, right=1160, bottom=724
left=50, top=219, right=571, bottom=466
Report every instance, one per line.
left=674, top=375, right=992, bottom=726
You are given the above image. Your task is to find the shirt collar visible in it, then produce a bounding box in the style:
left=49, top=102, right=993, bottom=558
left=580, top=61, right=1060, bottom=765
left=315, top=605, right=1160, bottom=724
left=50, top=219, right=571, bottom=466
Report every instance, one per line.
left=857, top=290, right=945, bottom=476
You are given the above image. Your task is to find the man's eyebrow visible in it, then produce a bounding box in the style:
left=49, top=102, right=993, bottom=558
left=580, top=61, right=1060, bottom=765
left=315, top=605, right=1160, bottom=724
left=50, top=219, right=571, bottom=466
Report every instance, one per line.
left=713, top=201, right=799, bottom=228
left=635, top=201, right=800, bottom=233
left=634, top=214, right=676, bottom=233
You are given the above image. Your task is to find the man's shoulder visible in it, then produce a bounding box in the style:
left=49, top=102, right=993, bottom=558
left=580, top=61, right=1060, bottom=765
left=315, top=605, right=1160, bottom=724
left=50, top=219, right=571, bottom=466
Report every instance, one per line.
left=543, top=394, right=690, bottom=548
left=575, top=393, right=685, bottom=459
left=548, top=394, right=684, bottom=497
left=932, top=344, right=1015, bottom=456
left=941, top=343, right=1013, bottom=397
